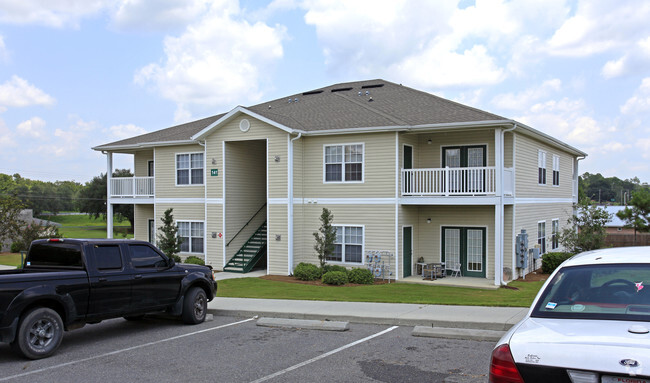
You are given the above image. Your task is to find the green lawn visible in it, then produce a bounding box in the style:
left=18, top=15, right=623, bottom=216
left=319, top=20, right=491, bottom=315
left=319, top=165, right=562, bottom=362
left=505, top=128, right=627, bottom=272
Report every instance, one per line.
left=0, top=252, right=24, bottom=268
left=38, top=213, right=132, bottom=239
left=217, top=278, right=544, bottom=307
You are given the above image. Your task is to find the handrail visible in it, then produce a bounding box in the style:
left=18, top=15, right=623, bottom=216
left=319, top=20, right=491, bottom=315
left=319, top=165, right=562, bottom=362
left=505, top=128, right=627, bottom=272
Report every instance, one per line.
left=226, top=203, right=267, bottom=247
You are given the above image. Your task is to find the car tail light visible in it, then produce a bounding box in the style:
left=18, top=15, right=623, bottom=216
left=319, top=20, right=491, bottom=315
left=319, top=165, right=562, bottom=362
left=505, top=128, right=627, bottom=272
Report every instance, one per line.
left=489, top=344, right=524, bottom=383
left=47, top=238, right=64, bottom=242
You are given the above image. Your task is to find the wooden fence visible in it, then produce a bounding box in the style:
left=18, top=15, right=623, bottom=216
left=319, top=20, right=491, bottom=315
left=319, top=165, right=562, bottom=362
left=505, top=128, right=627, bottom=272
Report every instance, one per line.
left=605, top=233, right=650, bottom=247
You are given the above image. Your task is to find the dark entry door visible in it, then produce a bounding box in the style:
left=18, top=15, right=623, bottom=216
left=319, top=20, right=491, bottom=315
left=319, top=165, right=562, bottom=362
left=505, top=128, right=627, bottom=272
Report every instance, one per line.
left=403, top=145, right=413, bottom=194
left=403, top=226, right=412, bottom=277
left=443, top=146, right=487, bottom=193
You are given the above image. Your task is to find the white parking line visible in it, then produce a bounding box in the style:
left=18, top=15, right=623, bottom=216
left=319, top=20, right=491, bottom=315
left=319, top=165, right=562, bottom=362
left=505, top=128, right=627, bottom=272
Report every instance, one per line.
left=0, top=318, right=255, bottom=382
left=249, top=325, right=399, bottom=383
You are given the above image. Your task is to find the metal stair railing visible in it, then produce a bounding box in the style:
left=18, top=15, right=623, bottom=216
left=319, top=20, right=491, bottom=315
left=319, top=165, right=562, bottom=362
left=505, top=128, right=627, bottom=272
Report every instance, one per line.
left=223, top=221, right=267, bottom=273
left=226, top=203, right=267, bottom=247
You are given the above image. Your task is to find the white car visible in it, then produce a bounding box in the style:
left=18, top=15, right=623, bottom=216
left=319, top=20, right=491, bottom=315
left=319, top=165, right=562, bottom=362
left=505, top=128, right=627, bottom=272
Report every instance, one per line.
left=490, top=247, right=650, bottom=383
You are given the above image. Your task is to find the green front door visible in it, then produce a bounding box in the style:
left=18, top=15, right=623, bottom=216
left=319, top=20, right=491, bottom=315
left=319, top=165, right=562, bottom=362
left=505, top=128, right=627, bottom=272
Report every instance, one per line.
left=442, top=227, right=486, bottom=278
left=403, top=226, right=412, bottom=277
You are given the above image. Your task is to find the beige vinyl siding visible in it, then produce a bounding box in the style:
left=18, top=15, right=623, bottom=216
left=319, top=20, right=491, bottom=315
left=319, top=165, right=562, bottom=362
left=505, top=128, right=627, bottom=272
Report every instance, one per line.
left=154, top=144, right=205, bottom=199
left=292, top=136, right=303, bottom=198
left=134, top=150, right=153, bottom=177
left=514, top=133, right=575, bottom=198
left=293, top=204, right=395, bottom=274
left=399, top=134, right=418, bottom=195
left=268, top=204, right=288, bottom=275
left=503, top=205, right=514, bottom=281
left=416, top=206, right=495, bottom=281
left=399, top=205, right=420, bottom=278
left=301, top=132, right=396, bottom=198
left=417, top=129, right=495, bottom=168
left=514, top=202, right=573, bottom=277
left=504, top=133, right=514, bottom=168
left=206, top=204, right=223, bottom=269
left=134, top=204, right=154, bottom=241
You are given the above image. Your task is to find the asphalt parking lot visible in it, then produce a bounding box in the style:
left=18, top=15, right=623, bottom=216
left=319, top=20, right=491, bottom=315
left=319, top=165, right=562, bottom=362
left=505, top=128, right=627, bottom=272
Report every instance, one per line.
left=0, top=315, right=494, bottom=383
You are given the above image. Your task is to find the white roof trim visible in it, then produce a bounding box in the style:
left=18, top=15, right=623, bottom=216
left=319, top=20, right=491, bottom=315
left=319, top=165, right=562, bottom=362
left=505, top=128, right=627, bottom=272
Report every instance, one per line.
left=191, top=106, right=296, bottom=140
left=92, top=140, right=197, bottom=151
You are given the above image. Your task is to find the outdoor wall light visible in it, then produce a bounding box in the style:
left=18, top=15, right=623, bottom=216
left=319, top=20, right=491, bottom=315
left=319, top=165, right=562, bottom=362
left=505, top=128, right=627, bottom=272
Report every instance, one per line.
left=427, top=139, right=432, bottom=144
left=275, top=234, right=282, bottom=241
left=426, top=218, right=431, bottom=224
left=212, top=158, right=217, bottom=165
left=211, top=232, right=217, bottom=238
left=274, top=155, right=280, bottom=162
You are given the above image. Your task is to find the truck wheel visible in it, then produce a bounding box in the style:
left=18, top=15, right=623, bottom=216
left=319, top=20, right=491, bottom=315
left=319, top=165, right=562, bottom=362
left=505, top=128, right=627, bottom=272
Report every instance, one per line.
left=12, top=307, right=63, bottom=359
left=182, top=287, right=207, bottom=324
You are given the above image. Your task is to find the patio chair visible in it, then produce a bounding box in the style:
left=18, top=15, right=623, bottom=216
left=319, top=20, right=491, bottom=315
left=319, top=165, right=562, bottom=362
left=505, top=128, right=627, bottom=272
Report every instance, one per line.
left=449, top=262, right=462, bottom=277
left=422, top=263, right=443, bottom=280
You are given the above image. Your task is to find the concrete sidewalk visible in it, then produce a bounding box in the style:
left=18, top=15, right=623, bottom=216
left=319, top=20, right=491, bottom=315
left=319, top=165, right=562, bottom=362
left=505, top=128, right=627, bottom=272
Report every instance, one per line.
left=207, top=297, right=528, bottom=332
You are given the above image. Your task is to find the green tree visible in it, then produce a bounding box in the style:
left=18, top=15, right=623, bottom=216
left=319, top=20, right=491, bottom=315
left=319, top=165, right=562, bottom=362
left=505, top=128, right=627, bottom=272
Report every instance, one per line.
left=559, top=198, right=612, bottom=253
left=78, top=170, right=134, bottom=229
left=13, top=222, right=61, bottom=252
left=0, top=196, right=24, bottom=244
left=156, top=208, right=182, bottom=262
left=616, top=188, right=650, bottom=244
left=313, top=208, right=336, bottom=268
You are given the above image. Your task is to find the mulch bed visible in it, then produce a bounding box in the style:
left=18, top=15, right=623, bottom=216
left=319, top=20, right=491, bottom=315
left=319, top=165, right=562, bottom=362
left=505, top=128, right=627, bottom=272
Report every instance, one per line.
left=515, top=268, right=549, bottom=282
left=260, top=274, right=391, bottom=286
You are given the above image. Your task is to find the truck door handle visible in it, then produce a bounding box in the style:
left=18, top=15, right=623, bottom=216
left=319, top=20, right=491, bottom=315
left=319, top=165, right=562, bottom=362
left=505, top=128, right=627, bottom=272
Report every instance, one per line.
left=134, top=275, right=143, bottom=279
left=98, top=277, right=107, bottom=282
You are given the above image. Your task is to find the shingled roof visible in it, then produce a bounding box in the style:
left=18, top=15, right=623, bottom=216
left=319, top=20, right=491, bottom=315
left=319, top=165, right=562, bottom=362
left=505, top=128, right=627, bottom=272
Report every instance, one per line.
left=93, top=79, right=514, bottom=151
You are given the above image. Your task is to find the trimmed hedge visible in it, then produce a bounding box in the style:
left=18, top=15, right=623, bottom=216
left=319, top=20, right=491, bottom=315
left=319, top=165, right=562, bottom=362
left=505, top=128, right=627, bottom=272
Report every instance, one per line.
left=322, top=271, right=348, bottom=285
left=294, top=262, right=322, bottom=281
left=183, top=256, right=205, bottom=265
left=322, top=264, right=347, bottom=274
left=541, top=252, right=574, bottom=274
left=347, top=268, right=374, bottom=284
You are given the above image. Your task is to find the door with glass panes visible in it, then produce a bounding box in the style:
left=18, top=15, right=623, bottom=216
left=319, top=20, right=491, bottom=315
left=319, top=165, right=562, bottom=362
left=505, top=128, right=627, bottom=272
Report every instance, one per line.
left=442, top=146, right=486, bottom=193
left=442, top=227, right=486, bottom=277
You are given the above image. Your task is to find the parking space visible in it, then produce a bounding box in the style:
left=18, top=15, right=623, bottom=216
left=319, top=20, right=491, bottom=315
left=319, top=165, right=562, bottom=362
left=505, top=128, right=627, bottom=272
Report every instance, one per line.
left=0, top=315, right=493, bottom=382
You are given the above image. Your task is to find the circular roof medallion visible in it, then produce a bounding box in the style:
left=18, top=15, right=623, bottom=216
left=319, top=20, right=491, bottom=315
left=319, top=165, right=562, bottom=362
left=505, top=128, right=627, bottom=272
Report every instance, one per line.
left=239, top=119, right=250, bottom=132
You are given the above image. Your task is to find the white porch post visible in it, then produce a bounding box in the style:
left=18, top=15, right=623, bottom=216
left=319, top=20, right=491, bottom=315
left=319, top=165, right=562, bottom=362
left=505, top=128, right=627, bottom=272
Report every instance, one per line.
left=494, top=129, right=503, bottom=286
left=106, top=152, right=114, bottom=239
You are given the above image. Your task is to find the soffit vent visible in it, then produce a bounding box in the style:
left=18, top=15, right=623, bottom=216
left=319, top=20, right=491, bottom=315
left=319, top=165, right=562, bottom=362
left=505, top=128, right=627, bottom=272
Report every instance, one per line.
left=361, top=84, right=384, bottom=89
left=331, top=87, right=353, bottom=93
left=302, top=90, right=324, bottom=95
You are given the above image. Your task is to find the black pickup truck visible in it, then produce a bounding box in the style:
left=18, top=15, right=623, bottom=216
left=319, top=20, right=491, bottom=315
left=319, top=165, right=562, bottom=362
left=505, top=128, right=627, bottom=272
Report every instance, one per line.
left=0, top=238, right=217, bottom=359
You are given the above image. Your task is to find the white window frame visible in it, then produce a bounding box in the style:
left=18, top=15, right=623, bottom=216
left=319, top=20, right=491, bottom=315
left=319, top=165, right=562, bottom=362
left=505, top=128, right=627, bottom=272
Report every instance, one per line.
left=176, top=220, right=205, bottom=254
left=552, top=154, right=560, bottom=187
left=323, top=143, right=365, bottom=183
left=175, top=152, right=204, bottom=186
left=327, top=225, right=364, bottom=264
left=538, top=150, right=547, bottom=186
left=538, top=220, right=546, bottom=255
left=551, top=219, right=559, bottom=250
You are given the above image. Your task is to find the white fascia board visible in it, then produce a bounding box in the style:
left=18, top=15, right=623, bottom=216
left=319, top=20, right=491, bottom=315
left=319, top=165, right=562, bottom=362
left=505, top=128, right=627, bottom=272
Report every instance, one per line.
left=509, top=120, right=587, bottom=157
left=92, top=140, right=197, bottom=152
left=191, top=106, right=297, bottom=140
left=298, top=120, right=511, bottom=136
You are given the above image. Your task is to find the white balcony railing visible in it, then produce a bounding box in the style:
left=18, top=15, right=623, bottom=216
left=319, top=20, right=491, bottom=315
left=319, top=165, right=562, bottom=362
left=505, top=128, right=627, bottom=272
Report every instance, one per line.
left=401, top=167, right=509, bottom=196
left=110, top=177, right=154, bottom=198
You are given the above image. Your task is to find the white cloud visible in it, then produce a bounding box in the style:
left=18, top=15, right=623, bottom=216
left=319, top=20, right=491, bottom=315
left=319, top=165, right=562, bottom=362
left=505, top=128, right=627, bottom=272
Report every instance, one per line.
left=108, top=123, right=148, bottom=139
left=135, top=0, right=286, bottom=122
left=602, top=37, right=650, bottom=79
left=34, top=116, right=97, bottom=158
left=17, top=117, right=47, bottom=139
left=492, top=79, right=562, bottom=110
left=0, top=118, right=15, bottom=146
left=0, top=76, right=55, bottom=111
left=547, top=0, right=650, bottom=57
left=110, top=0, right=210, bottom=32
left=0, top=0, right=106, bottom=28
left=620, top=78, right=650, bottom=114
left=0, top=35, right=8, bottom=62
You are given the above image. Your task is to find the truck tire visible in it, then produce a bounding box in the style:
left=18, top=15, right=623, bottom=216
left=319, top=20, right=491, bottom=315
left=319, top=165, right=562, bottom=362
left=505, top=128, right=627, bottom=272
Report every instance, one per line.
left=12, top=307, right=64, bottom=359
left=181, top=287, right=207, bottom=324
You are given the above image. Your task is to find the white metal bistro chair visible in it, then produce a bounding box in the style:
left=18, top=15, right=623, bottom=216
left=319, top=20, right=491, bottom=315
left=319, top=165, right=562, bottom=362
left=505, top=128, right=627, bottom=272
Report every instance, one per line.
left=449, top=262, right=462, bottom=277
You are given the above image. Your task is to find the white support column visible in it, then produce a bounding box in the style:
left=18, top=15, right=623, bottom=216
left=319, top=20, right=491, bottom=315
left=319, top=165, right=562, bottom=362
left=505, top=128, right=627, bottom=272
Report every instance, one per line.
left=106, top=152, right=114, bottom=239
left=494, top=129, right=503, bottom=286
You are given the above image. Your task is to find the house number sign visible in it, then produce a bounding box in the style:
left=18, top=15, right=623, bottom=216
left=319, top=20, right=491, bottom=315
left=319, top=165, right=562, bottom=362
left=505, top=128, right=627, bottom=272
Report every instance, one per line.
left=211, top=169, right=218, bottom=176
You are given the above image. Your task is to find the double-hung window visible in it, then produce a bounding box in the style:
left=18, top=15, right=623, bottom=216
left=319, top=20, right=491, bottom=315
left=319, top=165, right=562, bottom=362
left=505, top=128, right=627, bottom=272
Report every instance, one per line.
left=538, top=150, right=547, bottom=185
left=177, top=221, right=204, bottom=253
left=176, top=153, right=204, bottom=185
left=324, top=144, right=363, bottom=182
left=538, top=221, right=546, bottom=255
left=552, top=155, right=560, bottom=186
left=551, top=219, right=559, bottom=250
left=327, top=226, right=363, bottom=263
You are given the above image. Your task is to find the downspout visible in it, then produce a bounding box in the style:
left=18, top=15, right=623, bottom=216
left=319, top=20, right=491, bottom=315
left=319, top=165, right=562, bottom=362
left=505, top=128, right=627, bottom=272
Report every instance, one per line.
left=497, top=123, right=517, bottom=286
left=197, top=140, right=207, bottom=264
left=288, top=132, right=302, bottom=275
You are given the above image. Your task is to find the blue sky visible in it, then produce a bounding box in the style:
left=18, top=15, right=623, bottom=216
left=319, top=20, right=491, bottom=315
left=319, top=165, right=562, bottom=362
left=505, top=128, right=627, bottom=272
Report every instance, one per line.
left=1, top=0, right=650, bottom=184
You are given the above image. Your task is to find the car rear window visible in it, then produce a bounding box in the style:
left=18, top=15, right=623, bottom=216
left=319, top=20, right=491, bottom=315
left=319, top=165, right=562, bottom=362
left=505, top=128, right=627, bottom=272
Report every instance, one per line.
left=532, top=263, right=650, bottom=321
left=26, top=243, right=84, bottom=269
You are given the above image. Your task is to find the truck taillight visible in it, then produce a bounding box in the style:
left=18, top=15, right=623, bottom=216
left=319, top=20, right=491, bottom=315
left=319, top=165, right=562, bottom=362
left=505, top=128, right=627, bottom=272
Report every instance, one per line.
left=489, top=344, right=524, bottom=383
left=47, top=238, right=64, bottom=242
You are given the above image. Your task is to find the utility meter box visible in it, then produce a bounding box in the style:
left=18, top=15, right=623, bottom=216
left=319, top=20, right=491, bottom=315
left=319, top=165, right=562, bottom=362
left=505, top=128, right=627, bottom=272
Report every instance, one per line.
left=515, top=229, right=528, bottom=268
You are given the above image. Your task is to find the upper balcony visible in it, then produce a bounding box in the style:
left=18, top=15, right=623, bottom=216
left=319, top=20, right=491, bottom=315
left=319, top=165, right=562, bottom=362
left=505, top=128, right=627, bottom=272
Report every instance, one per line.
left=109, top=177, right=154, bottom=199
left=401, top=167, right=513, bottom=198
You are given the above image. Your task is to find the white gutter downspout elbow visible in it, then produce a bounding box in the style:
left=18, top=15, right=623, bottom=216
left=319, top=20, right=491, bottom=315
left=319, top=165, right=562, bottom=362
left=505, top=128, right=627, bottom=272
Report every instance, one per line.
left=288, top=133, right=302, bottom=275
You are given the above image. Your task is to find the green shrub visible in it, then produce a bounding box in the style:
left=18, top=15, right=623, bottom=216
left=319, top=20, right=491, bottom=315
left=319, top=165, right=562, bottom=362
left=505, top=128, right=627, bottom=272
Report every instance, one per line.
left=322, top=271, right=348, bottom=285
left=10, top=242, right=23, bottom=253
left=322, top=264, right=347, bottom=274
left=294, top=262, right=322, bottom=281
left=541, top=252, right=574, bottom=274
left=347, top=268, right=374, bottom=284
left=183, top=255, right=205, bottom=265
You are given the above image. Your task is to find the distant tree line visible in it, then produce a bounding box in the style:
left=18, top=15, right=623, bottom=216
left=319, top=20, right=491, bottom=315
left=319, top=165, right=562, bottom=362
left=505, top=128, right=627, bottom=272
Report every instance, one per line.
left=0, top=171, right=133, bottom=229
left=579, top=172, right=648, bottom=205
